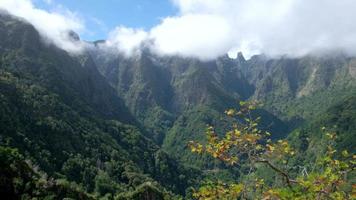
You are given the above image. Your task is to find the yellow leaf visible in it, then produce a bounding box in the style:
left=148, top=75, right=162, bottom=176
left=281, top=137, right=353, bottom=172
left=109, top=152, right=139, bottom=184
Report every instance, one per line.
left=234, top=129, right=241, bottom=136
left=267, top=144, right=275, bottom=152
left=342, top=150, right=349, bottom=157
left=225, top=109, right=235, bottom=116
left=256, top=145, right=262, bottom=150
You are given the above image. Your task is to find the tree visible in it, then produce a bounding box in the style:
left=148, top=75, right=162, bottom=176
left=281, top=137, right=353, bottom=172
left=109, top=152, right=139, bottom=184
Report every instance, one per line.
left=189, top=101, right=355, bottom=199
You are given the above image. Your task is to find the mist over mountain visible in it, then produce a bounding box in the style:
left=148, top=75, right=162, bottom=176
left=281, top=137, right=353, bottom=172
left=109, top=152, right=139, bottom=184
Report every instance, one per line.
left=0, top=2, right=355, bottom=199
left=2, top=0, right=356, bottom=60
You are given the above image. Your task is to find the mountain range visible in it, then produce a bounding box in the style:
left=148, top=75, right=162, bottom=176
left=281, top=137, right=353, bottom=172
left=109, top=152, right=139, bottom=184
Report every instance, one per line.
left=0, top=12, right=355, bottom=199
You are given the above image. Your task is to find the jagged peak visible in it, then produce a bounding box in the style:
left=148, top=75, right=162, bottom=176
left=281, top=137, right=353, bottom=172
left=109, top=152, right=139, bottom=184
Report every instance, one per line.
left=67, top=30, right=80, bottom=42
left=237, top=52, right=246, bottom=62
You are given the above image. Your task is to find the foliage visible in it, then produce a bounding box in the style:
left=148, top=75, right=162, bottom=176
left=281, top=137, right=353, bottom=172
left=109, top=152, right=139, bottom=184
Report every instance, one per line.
left=0, top=69, right=200, bottom=198
left=0, top=14, right=199, bottom=199
left=0, top=146, right=94, bottom=199
left=189, top=101, right=355, bottom=199
left=115, top=182, right=181, bottom=200
left=1, top=12, right=356, bottom=200
left=192, top=180, right=243, bottom=200
left=289, top=96, right=356, bottom=155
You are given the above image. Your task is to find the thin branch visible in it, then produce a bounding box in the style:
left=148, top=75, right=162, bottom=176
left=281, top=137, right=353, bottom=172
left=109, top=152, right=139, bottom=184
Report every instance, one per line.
left=256, top=159, right=298, bottom=189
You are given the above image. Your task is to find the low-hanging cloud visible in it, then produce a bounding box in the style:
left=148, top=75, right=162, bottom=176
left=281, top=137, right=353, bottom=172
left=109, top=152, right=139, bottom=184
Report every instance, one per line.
left=107, top=0, right=356, bottom=60
left=105, top=26, right=148, bottom=57
left=1, top=0, right=356, bottom=60
left=0, top=0, right=86, bottom=53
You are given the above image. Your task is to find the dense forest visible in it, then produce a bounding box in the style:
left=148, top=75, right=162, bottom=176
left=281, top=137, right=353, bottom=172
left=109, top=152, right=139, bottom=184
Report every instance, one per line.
left=0, top=12, right=355, bottom=199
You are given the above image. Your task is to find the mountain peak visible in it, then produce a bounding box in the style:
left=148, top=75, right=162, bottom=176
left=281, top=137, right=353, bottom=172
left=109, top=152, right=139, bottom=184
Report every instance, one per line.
left=237, top=52, right=246, bottom=62
left=67, top=30, right=80, bottom=42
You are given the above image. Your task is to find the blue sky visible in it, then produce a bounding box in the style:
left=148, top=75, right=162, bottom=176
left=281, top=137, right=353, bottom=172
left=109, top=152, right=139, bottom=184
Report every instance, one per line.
left=2, top=0, right=355, bottom=59
left=33, top=0, right=177, bottom=41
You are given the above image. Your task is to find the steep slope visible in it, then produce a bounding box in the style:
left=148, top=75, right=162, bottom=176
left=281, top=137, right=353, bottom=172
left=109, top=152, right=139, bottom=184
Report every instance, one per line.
left=289, top=95, right=356, bottom=160
left=1, top=10, right=355, bottom=199
left=240, top=54, right=356, bottom=124
left=284, top=96, right=356, bottom=190
left=91, top=48, right=289, bottom=171
left=92, top=48, right=356, bottom=173
left=0, top=13, right=199, bottom=198
left=0, top=12, right=134, bottom=123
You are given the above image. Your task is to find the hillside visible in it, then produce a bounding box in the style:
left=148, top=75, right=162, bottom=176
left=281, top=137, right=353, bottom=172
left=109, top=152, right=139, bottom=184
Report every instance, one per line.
left=0, top=11, right=355, bottom=199
left=241, top=55, right=356, bottom=123
left=289, top=95, right=356, bottom=160
left=90, top=49, right=290, bottom=168
left=0, top=13, right=199, bottom=199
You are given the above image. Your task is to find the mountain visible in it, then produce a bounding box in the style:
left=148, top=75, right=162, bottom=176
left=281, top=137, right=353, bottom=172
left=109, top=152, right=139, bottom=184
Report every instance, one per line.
left=90, top=49, right=289, bottom=169
left=0, top=13, right=199, bottom=199
left=89, top=46, right=356, bottom=179
left=240, top=54, right=356, bottom=123
left=289, top=95, right=356, bottom=159
left=0, top=13, right=136, bottom=123
left=0, top=11, right=355, bottom=199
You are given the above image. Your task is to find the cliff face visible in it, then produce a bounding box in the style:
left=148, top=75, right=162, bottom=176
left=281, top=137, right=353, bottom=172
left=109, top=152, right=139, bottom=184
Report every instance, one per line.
left=1, top=12, right=355, bottom=199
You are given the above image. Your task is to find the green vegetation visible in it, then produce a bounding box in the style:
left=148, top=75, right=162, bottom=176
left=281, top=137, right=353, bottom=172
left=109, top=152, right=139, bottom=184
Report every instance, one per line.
left=0, top=69, right=197, bottom=199
left=0, top=13, right=197, bottom=199
left=189, top=101, right=355, bottom=199
left=288, top=96, right=356, bottom=164
left=1, top=12, right=355, bottom=199
left=0, top=146, right=94, bottom=199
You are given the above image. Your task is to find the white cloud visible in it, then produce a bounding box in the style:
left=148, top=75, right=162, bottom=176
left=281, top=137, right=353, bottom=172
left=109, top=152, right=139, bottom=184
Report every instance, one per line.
left=1, top=0, right=356, bottom=59
left=107, top=0, right=356, bottom=60
left=105, top=26, right=148, bottom=57
left=0, top=0, right=86, bottom=53
left=150, top=14, right=230, bottom=59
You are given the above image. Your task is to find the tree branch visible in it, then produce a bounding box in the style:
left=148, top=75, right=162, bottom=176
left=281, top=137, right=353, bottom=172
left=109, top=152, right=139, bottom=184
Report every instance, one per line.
left=256, top=159, right=297, bottom=189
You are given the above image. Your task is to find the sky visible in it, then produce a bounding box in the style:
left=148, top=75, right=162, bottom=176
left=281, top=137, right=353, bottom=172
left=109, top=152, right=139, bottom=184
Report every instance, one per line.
left=1, top=0, right=356, bottom=60
left=32, top=0, right=177, bottom=41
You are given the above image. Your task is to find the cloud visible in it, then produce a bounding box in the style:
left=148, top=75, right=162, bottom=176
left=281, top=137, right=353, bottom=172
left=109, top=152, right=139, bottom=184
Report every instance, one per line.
left=0, top=0, right=86, bottom=53
left=1, top=0, right=356, bottom=59
left=106, top=0, right=356, bottom=60
left=104, top=26, right=148, bottom=57
left=150, top=14, right=230, bottom=60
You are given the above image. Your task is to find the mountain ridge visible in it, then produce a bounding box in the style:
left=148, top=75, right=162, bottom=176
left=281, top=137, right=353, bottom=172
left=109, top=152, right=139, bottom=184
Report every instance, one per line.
left=0, top=12, right=355, bottom=199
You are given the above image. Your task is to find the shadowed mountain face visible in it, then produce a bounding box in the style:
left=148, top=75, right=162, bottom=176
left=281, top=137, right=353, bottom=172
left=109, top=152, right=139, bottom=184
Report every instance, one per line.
left=0, top=13, right=135, bottom=124
left=90, top=44, right=356, bottom=163
left=0, top=13, right=201, bottom=198
left=89, top=49, right=292, bottom=170
left=91, top=46, right=356, bottom=122
left=0, top=12, right=355, bottom=199
left=240, top=55, right=356, bottom=125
